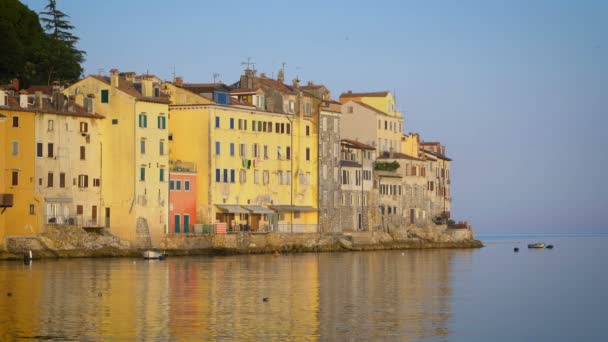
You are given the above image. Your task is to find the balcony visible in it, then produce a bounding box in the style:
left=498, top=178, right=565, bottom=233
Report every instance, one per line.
left=0, top=194, right=14, bottom=208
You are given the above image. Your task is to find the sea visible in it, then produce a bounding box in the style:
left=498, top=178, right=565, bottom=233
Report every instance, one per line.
left=1, top=234, right=606, bottom=341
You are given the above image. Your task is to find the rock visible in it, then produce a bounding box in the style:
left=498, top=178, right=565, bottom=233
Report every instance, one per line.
left=338, top=238, right=353, bottom=250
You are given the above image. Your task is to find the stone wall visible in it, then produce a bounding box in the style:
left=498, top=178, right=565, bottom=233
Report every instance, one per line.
left=318, top=111, right=341, bottom=233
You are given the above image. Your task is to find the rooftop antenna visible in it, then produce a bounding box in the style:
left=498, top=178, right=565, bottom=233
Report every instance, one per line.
left=241, top=57, right=254, bottom=70
left=172, top=66, right=176, bottom=82
left=295, top=65, right=303, bottom=80
left=213, top=73, right=220, bottom=83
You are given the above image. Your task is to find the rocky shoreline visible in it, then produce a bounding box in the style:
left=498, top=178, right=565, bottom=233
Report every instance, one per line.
left=0, top=226, right=483, bottom=260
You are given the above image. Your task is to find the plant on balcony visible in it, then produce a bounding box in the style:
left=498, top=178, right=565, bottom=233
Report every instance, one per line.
left=374, top=161, right=400, bottom=172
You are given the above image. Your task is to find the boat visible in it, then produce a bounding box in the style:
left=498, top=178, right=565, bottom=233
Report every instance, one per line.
left=527, top=243, right=545, bottom=249
left=143, top=250, right=167, bottom=259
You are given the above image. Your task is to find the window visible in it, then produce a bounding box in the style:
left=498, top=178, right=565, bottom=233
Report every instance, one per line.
left=230, top=143, right=235, bottom=156
left=254, top=170, right=259, bottom=184
left=140, top=167, right=145, bottom=181
left=48, top=120, right=54, bottom=131
left=305, top=102, right=312, bottom=115
left=112, top=119, right=118, bottom=125
left=306, top=125, right=310, bottom=136
left=230, top=118, right=234, bottom=129
left=160, top=168, right=165, bottom=182
left=185, top=180, right=190, bottom=191
left=294, top=211, right=301, bottom=219
left=48, top=143, right=54, bottom=158
left=60, top=173, right=66, bottom=188
left=101, top=89, right=109, bottom=103
left=138, top=114, right=147, bottom=128
left=78, top=174, right=89, bottom=188
left=80, top=122, right=88, bottom=133
left=321, top=117, right=327, bottom=131
left=215, top=141, right=220, bottom=155
left=11, top=141, right=18, bottom=156
left=157, top=115, right=166, bottom=129
left=253, top=120, right=257, bottom=132
left=12, top=116, right=19, bottom=127
left=37, top=143, right=43, bottom=157
left=253, top=143, right=259, bottom=158
left=11, top=171, right=18, bottom=186
left=93, top=178, right=100, bottom=187
left=223, top=169, right=228, bottom=183
left=263, top=145, right=268, bottom=159
left=275, top=122, right=280, bottom=133
left=306, top=148, right=310, bottom=161
left=176, top=180, right=182, bottom=190
left=140, top=139, right=146, bottom=154
left=159, top=140, right=165, bottom=155
left=263, top=170, right=269, bottom=185
left=286, top=146, right=291, bottom=160
left=29, top=204, right=35, bottom=215
left=258, top=121, right=262, bottom=132
left=215, top=116, right=220, bottom=128
left=268, top=121, right=272, bottom=132
left=239, top=143, right=247, bottom=157
left=170, top=180, right=175, bottom=190
left=240, top=169, right=246, bottom=183
left=230, top=169, right=235, bottom=183
left=385, top=120, right=388, bottom=130
left=342, top=170, right=349, bottom=185
left=289, top=100, right=295, bottom=112
left=216, top=169, right=221, bottom=182
left=286, top=123, right=291, bottom=134
left=47, top=172, right=53, bottom=187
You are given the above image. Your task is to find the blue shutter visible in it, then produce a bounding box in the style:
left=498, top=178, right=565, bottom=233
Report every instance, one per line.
left=230, top=169, right=235, bottom=183
left=230, top=143, right=235, bottom=156
left=223, top=169, right=228, bottom=183
left=216, top=169, right=220, bottom=182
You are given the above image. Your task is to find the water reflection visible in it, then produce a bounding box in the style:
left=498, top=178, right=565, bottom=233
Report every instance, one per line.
left=0, top=250, right=467, bottom=341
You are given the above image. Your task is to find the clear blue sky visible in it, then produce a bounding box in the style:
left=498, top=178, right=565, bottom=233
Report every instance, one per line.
left=23, top=0, right=608, bottom=234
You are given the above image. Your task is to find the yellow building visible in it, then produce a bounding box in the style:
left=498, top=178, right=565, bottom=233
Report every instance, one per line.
left=64, top=70, right=170, bottom=247
left=339, top=91, right=404, bottom=154
left=165, top=77, right=319, bottom=233
left=0, top=92, right=38, bottom=238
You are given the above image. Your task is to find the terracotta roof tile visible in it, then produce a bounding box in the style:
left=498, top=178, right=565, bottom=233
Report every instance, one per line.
left=340, top=91, right=389, bottom=98
left=341, top=139, right=376, bottom=150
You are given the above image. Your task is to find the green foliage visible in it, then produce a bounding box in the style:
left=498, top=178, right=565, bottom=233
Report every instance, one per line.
left=374, top=161, right=400, bottom=172
left=0, top=0, right=84, bottom=86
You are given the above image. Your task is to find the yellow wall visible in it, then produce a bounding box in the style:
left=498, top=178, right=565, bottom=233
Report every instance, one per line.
left=163, top=83, right=214, bottom=105
left=0, top=109, right=39, bottom=238
left=401, top=134, right=420, bottom=158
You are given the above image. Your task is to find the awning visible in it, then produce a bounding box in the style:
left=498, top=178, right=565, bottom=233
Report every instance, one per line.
left=44, top=197, right=73, bottom=203
left=268, top=205, right=318, bottom=213
left=242, top=205, right=274, bottom=214
left=215, top=204, right=248, bottom=214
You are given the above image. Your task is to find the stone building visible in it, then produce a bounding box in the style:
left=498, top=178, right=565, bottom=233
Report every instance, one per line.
left=338, top=139, right=376, bottom=232
left=317, top=100, right=342, bottom=233
left=419, top=143, right=452, bottom=220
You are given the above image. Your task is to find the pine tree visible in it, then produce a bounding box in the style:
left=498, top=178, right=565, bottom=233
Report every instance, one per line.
left=38, top=0, right=85, bottom=84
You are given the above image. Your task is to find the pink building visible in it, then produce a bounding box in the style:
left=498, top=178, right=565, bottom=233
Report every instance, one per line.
left=169, top=164, right=196, bottom=233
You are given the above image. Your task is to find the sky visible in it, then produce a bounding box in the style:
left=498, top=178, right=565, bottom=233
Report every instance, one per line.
left=22, top=0, right=608, bottom=234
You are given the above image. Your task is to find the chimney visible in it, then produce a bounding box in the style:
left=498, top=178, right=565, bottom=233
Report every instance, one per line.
left=35, top=91, right=44, bottom=109
left=124, top=72, right=136, bottom=82
left=175, top=76, right=184, bottom=87
left=260, top=73, right=267, bottom=78
left=19, top=90, right=28, bottom=108
left=11, top=79, right=19, bottom=92
left=86, top=94, right=95, bottom=113
left=307, top=81, right=313, bottom=87
left=277, top=69, right=284, bottom=83
left=141, top=75, right=153, bottom=97
left=441, top=145, right=446, bottom=156
left=347, top=90, right=352, bottom=94
left=292, top=78, right=300, bottom=89
left=110, top=68, right=120, bottom=87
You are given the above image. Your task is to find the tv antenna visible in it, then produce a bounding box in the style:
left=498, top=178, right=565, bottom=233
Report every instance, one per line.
left=241, top=57, right=255, bottom=70
left=213, top=73, right=220, bottom=83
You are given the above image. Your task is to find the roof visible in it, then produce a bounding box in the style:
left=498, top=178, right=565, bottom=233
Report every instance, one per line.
left=256, top=77, right=296, bottom=94
left=182, top=83, right=230, bottom=94
left=241, top=205, right=274, bottom=214
left=268, top=205, right=318, bottom=212
left=24, top=85, right=53, bottom=96
left=0, top=94, right=104, bottom=119
left=230, top=87, right=262, bottom=95
left=421, top=148, right=452, bottom=161
left=216, top=204, right=249, bottom=214
left=341, top=139, right=376, bottom=150
left=90, top=75, right=170, bottom=104
left=377, top=152, right=425, bottom=161
left=340, top=91, right=389, bottom=98
left=230, top=97, right=256, bottom=107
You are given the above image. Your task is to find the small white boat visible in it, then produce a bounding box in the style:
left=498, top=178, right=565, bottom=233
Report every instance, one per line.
left=143, top=250, right=166, bottom=259
left=527, top=243, right=545, bottom=249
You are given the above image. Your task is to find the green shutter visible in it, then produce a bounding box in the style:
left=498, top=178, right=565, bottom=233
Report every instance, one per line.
left=138, top=115, right=142, bottom=127
left=185, top=181, right=190, bottom=191
left=157, top=116, right=161, bottom=129
left=160, top=169, right=165, bottom=182
left=101, top=90, right=109, bottom=103
left=143, top=115, right=147, bottom=128
left=140, top=167, right=145, bottom=181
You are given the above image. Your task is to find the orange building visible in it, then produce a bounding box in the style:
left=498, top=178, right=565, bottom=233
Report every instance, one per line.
left=169, top=161, right=197, bottom=233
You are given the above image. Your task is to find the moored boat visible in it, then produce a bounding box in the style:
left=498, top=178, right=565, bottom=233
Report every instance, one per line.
left=527, top=243, right=545, bottom=249
left=143, top=250, right=166, bottom=259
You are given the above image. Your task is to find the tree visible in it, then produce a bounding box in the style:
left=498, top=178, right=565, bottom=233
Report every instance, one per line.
left=38, top=0, right=85, bottom=84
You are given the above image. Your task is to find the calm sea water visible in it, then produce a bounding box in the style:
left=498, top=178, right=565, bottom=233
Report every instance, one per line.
left=1, top=235, right=606, bottom=341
